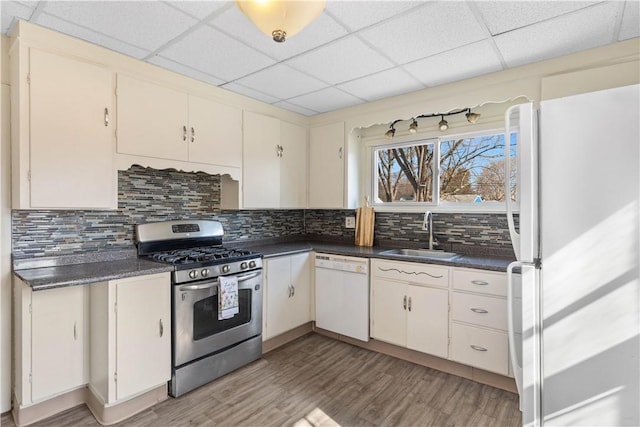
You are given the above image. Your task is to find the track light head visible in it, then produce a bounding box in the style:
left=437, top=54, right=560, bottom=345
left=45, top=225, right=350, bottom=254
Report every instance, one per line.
left=409, top=119, right=418, bottom=134
left=466, top=109, right=481, bottom=124
left=385, top=126, right=396, bottom=139
left=438, top=116, right=449, bottom=132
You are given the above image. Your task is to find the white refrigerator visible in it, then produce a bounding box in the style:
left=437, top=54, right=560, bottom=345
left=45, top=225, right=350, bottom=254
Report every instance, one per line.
left=505, top=84, right=640, bottom=426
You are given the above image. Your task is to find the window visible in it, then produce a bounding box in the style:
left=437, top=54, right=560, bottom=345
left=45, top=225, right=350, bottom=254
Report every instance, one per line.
left=373, top=130, right=517, bottom=208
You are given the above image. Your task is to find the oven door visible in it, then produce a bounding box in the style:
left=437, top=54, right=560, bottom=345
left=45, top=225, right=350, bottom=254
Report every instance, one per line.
left=173, top=270, right=262, bottom=367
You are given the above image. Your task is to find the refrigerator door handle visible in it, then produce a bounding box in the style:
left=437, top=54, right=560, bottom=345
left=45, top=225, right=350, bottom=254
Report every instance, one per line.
left=505, top=105, right=521, bottom=261
left=507, top=260, right=528, bottom=398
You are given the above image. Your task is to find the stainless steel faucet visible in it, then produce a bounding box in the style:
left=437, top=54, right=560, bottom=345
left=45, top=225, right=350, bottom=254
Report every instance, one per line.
left=422, top=210, right=436, bottom=250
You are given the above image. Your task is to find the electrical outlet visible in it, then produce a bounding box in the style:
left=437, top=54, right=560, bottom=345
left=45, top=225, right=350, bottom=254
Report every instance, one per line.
left=345, top=216, right=356, bottom=228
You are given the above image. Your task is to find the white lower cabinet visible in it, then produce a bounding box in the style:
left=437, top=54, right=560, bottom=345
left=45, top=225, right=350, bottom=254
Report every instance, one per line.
left=90, top=272, right=171, bottom=404
left=450, top=268, right=509, bottom=375
left=14, top=279, right=88, bottom=406
left=371, top=261, right=510, bottom=375
left=370, top=260, right=449, bottom=359
left=264, top=253, right=311, bottom=339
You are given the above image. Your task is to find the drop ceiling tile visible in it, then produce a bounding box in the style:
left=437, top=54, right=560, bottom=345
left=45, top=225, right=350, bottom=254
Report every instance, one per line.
left=494, top=2, right=621, bottom=68
left=359, top=2, right=486, bottom=65
left=220, top=82, right=280, bottom=104
left=147, top=56, right=225, bottom=86
left=34, top=12, right=151, bottom=59
left=325, top=1, right=422, bottom=31
left=474, top=1, right=601, bottom=35
left=286, top=36, right=394, bottom=85
left=210, top=7, right=348, bottom=61
left=619, top=0, right=640, bottom=40
left=163, top=0, right=230, bottom=20
left=157, top=25, right=276, bottom=82
left=234, top=64, right=327, bottom=100
left=337, top=67, right=424, bottom=102
left=403, top=40, right=503, bottom=87
left=286, top=87, right=363, bottom=113
left=41, top=1, right=197, bottom=52
left=272, top=101, right=318, bottom=116
left=1, top=1, right=35, bottom=34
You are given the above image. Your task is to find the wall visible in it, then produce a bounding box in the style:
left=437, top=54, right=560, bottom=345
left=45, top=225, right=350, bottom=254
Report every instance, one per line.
left=12, top=166, right=305, bottom=258
left=1, top=34, right=12, bottom=413
left=13, top=166, right=515, bottom=259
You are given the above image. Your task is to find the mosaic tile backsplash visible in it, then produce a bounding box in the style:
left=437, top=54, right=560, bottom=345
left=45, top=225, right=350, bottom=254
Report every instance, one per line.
left=12, top=166, right=515, bottom=258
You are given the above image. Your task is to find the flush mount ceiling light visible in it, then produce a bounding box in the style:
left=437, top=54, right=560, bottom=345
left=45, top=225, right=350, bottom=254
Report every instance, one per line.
left=235, top=0, right=326, bottom=43
left=383, top=108, right=480, bottom=138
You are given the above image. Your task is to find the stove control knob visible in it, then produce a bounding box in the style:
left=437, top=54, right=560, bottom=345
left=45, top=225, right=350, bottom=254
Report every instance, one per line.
left=201, top=268, right=209, bottom=277
left=240, top=262, right=248, bottom=270
left=249, top=261, right=257, bottom=269
left=222, top=265, right=230, bottom=274
left=189, top=270, right=198, bottom=279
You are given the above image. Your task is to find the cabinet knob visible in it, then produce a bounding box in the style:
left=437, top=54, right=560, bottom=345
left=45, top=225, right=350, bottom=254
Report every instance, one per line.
left=291, top=284, right=295, bottom=297
left=408, top=296, right=412, bottom=312
left=73, top=321, right=78, bottom=340
left=191, top=127, right=195, bottom=143
left=183, top=125, right=187, bottom=141
left=104, top=107, right=109, bottom=127
left=338, top=147, right=343, bottom=159
left=471, top=280, right=489, bottom=286
left=470, top=345, right=488, bottom=352
left=403, top=295, right=407, bottom=310
left=159, top=319, right=164, bottom=337
left=470, top=308, right=489, bottom=314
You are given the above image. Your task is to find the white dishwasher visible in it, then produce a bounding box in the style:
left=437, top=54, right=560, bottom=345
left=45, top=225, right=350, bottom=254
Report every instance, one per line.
left=315, top=254, right=369, bottom=342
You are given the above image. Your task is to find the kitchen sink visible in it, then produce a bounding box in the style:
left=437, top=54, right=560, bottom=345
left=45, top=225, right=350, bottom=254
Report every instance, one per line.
left=379, top=248, right=460, bottom=260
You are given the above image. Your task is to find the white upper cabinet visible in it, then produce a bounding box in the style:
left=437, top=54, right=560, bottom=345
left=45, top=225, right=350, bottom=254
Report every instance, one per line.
left=242, top=111, right=307, bottom=209
left=280, top=120, right=307, bottom=209
left=11, top=48, right=116, bottom=209
left=117, top=74, right=242, bottom=168
left=117, top=74, right=188, bottom=161
left=309, top=121, right=345, bottom=208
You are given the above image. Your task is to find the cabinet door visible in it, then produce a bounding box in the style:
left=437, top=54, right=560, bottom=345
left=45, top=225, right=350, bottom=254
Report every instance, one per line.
left=288, top=253, right=311, bottom=328
left=264, top=256, right=293, bottom=339
left=29, top=49, right=115, bottom=209
left=31, top=286, right=85, bottom=401
left=243, top=111, right=280, bottom=208
left=370, top=278, right=406, bottom=347
left=115, top=275, right=171, bottom=401
left=280, top=121, right=307, bottom=208
left=188, top=95, right=242, bottom=167
left=406, top=285, right=449, bottom=359
left=309, top=122, right=345, bottom=208
left=117, top=74, right=188, bottom=161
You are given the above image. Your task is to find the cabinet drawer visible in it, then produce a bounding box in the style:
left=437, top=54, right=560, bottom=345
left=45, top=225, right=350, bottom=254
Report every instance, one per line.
left=452, top=292, right=507, bottom=331
left=372, top=259, right=449, bottom=288
left=450, top=323, right=508, bottom=375
left=452, top=268, right=507, bottom=296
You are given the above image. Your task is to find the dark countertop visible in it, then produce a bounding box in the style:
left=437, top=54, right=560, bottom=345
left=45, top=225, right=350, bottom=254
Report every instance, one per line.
left=14, top=258, right=174, bottom=291
left=14, top=240, right=514, bottom=291
left=246, top=241, right=514, bottom=272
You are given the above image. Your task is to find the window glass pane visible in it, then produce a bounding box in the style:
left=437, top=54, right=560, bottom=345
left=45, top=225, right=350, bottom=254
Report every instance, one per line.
left=439, top=133, right=517, bottom=203
left=375, top=142, right=435, bottom=203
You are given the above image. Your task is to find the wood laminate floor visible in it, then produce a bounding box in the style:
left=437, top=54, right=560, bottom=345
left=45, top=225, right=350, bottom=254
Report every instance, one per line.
left=1, top=334, right=522, bottom=427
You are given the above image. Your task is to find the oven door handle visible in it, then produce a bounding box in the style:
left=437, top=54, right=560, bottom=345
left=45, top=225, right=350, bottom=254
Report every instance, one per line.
left=178, top=271, right=262, bottom=291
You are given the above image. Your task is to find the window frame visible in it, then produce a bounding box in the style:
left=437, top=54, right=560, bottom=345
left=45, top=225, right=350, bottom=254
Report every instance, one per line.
left=368, top=126, right=519, bottom=214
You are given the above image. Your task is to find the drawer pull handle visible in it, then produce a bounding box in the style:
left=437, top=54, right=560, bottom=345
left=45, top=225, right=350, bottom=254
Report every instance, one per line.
left=73, top=322, right=77, bottom=340
left=470, top=345, right=488, bottom=352
left=403, top=295, right=407, bottom=310
left=471, top=308, right=489, bottom=314
left=159, top=319, right=164, bottom=337
left=471, top=280, right=489, bottom=286
left=408, top=296, right=412, bottom=312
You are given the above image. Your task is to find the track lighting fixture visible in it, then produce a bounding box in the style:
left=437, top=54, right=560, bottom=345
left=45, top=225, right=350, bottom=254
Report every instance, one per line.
left=465, top=108, right=481, bottom=124
left=409, top=118, right=418, bottom=134
left=383, top=108, right=480, bottom=138
left=438, top=116, right=449, bottom=131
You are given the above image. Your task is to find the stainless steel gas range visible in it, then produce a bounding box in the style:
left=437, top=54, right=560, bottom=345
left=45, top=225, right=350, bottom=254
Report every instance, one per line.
left=136, top=220, right=263, bottom=398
